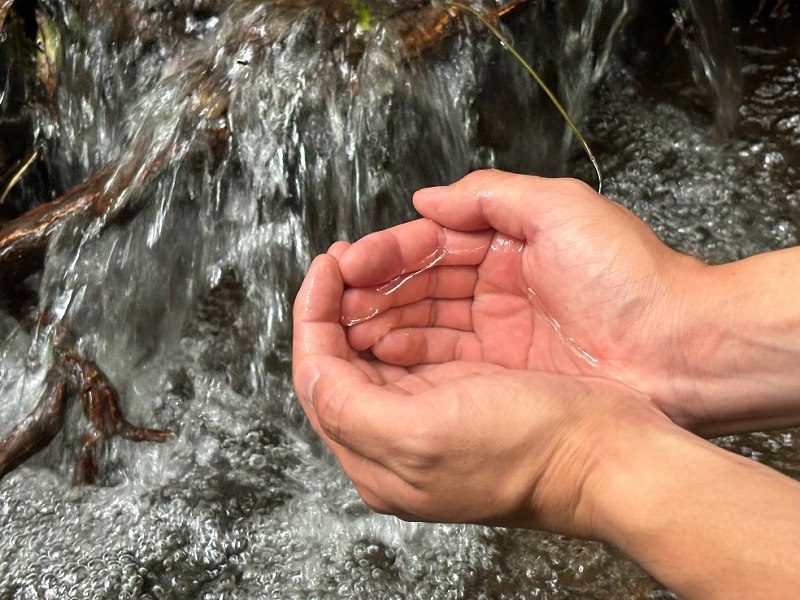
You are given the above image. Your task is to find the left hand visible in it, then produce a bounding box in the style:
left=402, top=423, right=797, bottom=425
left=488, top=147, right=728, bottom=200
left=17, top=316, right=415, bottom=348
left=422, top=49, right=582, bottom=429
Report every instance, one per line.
left=292, top=252, right=668, bottom=535
left=331, top=171, right=713, bottom=432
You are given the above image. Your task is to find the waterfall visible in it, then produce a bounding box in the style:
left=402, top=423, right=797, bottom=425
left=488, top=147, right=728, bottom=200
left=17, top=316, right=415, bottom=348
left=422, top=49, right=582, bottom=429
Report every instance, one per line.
left=1, top=1, right=797, bottom=597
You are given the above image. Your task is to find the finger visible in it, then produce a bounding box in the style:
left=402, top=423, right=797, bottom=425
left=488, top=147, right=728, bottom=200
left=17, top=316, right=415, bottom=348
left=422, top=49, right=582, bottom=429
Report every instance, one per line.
left=292, top=254, right=381, bottom=419
left=382, top=361, right=504, bottom=395
left=292, top=254, right=349, bottom=363
left=327, top=240, right=350, bottom=259
left=367, top=360, right=411, bottom=385
left=292, top=254, right=391, bottom=391
left=413, top=170, right=599, bottom=239
left=346, top=352, right=424, bottom=387
left=338, top=218, right=493, bottom=288
left=305, top=357, right=504, bottom=467
left=407, top=361, right=503, bottom=380
left=369, top=328, right=482, bottom=367
left=347, top=299, right=473, bottom=351
left=292, top=253, right=367, bottom=410
left=341, top=266, right=478, bottom=326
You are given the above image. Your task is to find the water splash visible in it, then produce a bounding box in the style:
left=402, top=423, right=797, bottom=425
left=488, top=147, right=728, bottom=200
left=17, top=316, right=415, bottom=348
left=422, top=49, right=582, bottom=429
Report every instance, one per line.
left=673, top=0, right=743, bottom=135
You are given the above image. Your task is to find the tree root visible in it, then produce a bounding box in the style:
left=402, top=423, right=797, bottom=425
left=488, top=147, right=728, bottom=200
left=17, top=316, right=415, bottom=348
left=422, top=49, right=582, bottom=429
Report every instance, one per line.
left=0, top=321, right=172, bottom=484
left=0, top=148, right=172, bottom=483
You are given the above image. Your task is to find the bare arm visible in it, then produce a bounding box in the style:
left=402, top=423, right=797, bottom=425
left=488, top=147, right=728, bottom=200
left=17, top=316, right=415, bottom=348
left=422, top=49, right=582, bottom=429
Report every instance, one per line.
left=674, top=246, right=800, bottom=435
left=588, top=419, right=800, bottom=599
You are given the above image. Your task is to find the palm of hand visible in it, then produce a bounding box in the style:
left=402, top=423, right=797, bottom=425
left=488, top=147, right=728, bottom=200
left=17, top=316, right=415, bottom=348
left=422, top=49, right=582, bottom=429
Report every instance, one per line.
left=341, top=221, right=668, bottom=384
left=293, top=252, right=659, bottom=532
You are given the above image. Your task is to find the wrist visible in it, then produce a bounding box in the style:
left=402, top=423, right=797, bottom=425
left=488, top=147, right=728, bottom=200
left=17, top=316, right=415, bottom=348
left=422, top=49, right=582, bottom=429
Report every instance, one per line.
left=670, top=249, right=800, bottom=435
left=621, top=252, right=711, bottom=427
left=538, top=380, right=673, bottom=539
left=584, top=417, right=800, bottom=599
left=572, top=401, right=679, bottom=542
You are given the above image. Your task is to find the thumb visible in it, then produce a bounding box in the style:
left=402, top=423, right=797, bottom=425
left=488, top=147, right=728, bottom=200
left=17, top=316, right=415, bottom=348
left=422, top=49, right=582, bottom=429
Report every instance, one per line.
left=300, top=355, right=409, bottom=467
left=294, top=358, right=321, bottom=408
left=413, top=169, right=599, bottom=241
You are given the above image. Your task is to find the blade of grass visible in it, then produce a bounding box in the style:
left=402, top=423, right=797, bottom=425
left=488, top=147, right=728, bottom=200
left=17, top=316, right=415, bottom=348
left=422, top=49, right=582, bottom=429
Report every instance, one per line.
left=0, top=151, right=39, bottom=206
left=448, top=1, right=603, bottom=193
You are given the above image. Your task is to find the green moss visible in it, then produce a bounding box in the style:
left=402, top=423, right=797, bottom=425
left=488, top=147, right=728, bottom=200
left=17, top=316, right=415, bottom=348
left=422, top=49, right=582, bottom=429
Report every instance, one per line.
left=346, top=0, right=372, bottom=31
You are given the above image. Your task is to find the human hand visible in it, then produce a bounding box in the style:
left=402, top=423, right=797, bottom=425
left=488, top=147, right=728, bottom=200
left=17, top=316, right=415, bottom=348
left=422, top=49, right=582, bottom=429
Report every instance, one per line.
left=335, top=170, right=710, bottom=431
left=292, top=252, right=666, bottom=536
left=292, top=169, right=800, bottom=596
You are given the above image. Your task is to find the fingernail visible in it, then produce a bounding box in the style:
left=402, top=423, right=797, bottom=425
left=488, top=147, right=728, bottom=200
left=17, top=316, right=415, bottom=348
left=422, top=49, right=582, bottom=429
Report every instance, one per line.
left=299, top=360, right=320, bottom=407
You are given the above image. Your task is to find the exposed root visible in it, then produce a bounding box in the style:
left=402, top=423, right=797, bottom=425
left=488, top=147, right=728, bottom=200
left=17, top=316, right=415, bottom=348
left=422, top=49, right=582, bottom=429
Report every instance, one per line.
left=0, top=145, right=171, bottom=287
left=0, top=368, right=67, bottom=478
left=0, top=320, right=172, bottom=484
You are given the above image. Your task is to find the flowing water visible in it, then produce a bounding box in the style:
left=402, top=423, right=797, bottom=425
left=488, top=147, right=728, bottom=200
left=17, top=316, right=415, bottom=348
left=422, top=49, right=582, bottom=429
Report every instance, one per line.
left=0, top=1, right=798, bottom=597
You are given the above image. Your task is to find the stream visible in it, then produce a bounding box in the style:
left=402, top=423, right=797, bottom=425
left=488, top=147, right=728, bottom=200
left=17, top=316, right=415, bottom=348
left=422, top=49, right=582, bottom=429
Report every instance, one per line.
left=1, top=1, right=799, bottom=597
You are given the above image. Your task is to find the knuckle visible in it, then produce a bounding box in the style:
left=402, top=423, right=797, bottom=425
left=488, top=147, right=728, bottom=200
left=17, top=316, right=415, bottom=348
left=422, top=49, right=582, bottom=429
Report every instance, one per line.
left=425, top=269, right=438, bottom=297
left=556, top=176, right=594, bottom=196
left=427, top=299, right=438, bottom=327
left=460, top=168, right=503, bottom=191
left=467, top=167, right=501, bottom=180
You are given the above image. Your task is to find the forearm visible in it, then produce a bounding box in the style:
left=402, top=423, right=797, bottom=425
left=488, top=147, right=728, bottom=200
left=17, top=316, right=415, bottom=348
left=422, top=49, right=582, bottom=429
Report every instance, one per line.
left=675, top=246, right=800, bottom=435
left=588, top=422, right=800, bottom=599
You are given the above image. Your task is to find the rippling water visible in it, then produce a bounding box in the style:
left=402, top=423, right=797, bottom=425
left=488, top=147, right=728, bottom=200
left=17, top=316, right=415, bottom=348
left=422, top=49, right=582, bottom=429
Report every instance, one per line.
left=0, top=1, right=798, bottom=597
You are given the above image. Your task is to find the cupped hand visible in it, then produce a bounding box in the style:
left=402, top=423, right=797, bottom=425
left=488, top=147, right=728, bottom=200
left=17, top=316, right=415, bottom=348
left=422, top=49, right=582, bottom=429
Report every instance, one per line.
left=292, top=252, right=665, bottom=535
left=335, top=170, right=707, bottom=429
